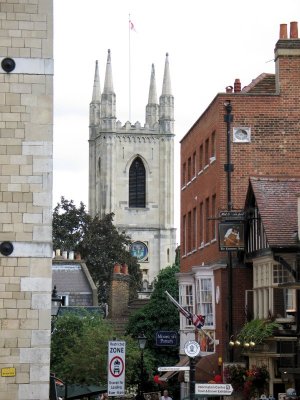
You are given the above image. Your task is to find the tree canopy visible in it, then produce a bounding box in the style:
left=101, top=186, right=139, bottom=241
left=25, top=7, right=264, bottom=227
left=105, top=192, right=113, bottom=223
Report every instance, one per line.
left=52, top=197, right=89, bottom=252
left=126, top=264, right=180, bottom=378
left=52, top=197, right=142, bottom=303
left=51, top=311, right=156, bottom=386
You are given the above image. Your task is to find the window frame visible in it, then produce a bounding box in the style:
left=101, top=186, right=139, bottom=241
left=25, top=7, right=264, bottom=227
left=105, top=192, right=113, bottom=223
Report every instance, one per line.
left=129, top=157, right=146, bottom=208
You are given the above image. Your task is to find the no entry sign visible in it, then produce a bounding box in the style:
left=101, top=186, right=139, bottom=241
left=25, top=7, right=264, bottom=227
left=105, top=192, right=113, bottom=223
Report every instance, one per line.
left=108, top=341, right=126, bottom=396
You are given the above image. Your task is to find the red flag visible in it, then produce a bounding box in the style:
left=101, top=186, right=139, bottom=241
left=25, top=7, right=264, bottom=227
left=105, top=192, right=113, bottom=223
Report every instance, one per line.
left=165, top=291, right=205, bottom=329
left=129, top=19, right=136, bottom=32
left=165, top=291, right=215, bottom=345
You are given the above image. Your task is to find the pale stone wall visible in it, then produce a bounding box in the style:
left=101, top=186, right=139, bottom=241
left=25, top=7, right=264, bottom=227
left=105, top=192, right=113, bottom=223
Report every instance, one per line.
left=91, top=128, right=176, bottom=285
left=0, top=1, right=53, bottom=399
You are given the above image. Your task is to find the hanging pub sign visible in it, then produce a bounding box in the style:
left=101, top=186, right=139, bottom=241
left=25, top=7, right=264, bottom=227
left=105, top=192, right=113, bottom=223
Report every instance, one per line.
left=219, top=211, right=245, bottom=220
left=219, top=221, right=244, bottom=251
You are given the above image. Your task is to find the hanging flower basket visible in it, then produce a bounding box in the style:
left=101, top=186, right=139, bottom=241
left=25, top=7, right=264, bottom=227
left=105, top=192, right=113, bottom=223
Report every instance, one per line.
left=224, top=364, right=269, bottom=399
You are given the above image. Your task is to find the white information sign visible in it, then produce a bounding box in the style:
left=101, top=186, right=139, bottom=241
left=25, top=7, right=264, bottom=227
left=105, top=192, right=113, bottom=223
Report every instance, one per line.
left=108, top=341, right=126, bottom=397
left=195, top=384, right=233, bottom=396
left=184, top=340, right=200, bottom=357
left=158, top=366, right=190, bottom=372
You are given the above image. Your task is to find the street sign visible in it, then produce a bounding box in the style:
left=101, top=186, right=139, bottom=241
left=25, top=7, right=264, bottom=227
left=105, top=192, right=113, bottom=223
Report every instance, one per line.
left=195, top=384, right=233, bottom=396
left=156, top=331, right=178, bottom=346
left=184, top=340, right=200, bottom=357
left=108, top=340, right=126, bottom=397
left=158, top=366, right=190, bottom=372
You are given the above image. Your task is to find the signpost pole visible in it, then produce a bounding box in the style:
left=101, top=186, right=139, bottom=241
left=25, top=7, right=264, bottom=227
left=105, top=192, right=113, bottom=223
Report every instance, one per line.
left=189, top=356, right=196, bottom=400
left=184, top=340, right=201, bottom=400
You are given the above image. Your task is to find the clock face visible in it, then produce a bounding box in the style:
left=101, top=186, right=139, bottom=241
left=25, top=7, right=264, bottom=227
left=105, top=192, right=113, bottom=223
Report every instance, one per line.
left=233, top=127, right=251, bottom=142
left=130, top=241, right=148, bottom=261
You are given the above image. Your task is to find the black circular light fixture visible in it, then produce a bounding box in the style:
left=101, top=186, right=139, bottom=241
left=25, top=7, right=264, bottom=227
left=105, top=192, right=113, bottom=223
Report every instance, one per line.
left=0, top=241, right=14, bottom=256
left=1, top=57, right=16, bottom=73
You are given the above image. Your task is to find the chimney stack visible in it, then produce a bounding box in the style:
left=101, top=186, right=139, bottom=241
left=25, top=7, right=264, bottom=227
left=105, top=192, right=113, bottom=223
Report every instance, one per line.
left=275, top=21, right=300, bottom=94
left=108, top=264, right=130, bottom=318
left=234, top=79, right=241, bottom=93
left=279, top=24, right=288, bottom=39
left=290, top=21, right=298, bottom=39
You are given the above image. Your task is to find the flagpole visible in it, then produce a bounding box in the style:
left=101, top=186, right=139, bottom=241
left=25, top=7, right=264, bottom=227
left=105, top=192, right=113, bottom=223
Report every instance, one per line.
left=128, top=13, right=131, bottom=122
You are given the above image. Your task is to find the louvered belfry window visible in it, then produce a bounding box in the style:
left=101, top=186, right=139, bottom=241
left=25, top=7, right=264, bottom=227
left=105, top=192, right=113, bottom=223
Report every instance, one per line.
left=129, top=157, right=146, bottom=208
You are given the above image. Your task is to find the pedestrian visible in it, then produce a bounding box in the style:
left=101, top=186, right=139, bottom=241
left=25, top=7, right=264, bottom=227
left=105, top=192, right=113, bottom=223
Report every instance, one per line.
left=161, top=389, right=172, bottom=400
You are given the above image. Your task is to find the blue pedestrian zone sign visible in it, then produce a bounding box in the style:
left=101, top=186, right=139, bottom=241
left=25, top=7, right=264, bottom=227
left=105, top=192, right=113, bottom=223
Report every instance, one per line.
left=156, top=331, right=178, bottom=346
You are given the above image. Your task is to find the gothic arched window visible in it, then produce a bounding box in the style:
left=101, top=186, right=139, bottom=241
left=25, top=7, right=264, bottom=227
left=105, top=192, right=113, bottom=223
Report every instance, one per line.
left=129, top=157, right=146, bottom=208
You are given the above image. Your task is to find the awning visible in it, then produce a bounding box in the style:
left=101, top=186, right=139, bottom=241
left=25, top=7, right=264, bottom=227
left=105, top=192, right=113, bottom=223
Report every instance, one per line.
left=195, top=353, right=220, bottom=382
left=178, top=353, right=220, bottom=383
left=56, top=383, right=107, bottom=399
left=159, top=356, right=189, bottom=382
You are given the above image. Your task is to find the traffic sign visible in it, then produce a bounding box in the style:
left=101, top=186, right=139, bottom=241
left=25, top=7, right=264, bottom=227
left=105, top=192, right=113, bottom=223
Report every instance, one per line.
left=108, top=341, right=126, bottom=397
left=158, top=366, right=190, bottom=372
left=195, top=384, right=233, bottom=396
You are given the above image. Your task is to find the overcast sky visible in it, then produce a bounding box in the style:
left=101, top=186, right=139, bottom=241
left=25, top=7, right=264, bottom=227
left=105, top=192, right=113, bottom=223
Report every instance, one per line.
left=53, top=0, right=299, bottom=232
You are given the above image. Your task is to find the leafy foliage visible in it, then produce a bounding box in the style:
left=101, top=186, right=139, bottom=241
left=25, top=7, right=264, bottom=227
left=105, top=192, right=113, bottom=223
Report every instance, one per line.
left=237, top=318, right=279, bottom=345
left=223, top=364, right=246, bottom=393
left=224, top=364, right=270, bottom=398
left=126, top=264, right=180, bottom=386
left=52, top=197, right=90, bottom=251
left=52, top=198, right=142, bottom=303
left=51, top=311, right=156, bottom=386
left=78, top=213, right=141, bottom=303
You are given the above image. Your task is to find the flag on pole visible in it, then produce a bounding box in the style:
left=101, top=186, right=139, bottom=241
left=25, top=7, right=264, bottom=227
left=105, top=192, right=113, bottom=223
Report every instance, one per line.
left=129, top=19, right=136, bottom=32
left=165, top=291, right=205, bottom=329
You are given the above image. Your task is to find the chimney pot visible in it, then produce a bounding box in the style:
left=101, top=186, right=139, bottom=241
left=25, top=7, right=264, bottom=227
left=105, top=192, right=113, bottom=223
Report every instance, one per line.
left=121, top=263, right=128, bottom=274
left=113, top=263, right=121, bottom=273
left=234, top=79, right=241, bottom=93
left=290, top=21, right=298, bottom=39
left=226, top=85, right=233, bottom=94
left=280, top=23, right=288, bottom=39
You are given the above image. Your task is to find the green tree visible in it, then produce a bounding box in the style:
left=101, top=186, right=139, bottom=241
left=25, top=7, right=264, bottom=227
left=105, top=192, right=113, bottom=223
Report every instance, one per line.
left=51, top=311, right=155, bottom=386
left=78, top=213, right=141, bottom=303
left=52, top=197, right=90, bottom=252
left=126, top=264, right=180, bottom=386
left=52, top=198, right=142, bottom=303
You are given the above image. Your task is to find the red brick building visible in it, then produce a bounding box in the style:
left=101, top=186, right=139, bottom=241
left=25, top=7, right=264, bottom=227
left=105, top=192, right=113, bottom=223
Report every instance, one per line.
left=178, top=21, right=300, bottom=397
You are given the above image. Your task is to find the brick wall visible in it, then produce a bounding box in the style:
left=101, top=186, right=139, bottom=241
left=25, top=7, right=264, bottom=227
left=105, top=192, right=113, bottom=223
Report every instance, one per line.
left=109, top=270, right=130, bottom=318
left=180, top=22, right=300, bottom=362
left=181, top=30, right=300, bottom=271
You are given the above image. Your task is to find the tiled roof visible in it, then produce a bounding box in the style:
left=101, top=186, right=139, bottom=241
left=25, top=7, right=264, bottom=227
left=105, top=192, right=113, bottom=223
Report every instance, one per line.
left=52, top=261, right=92, bottom=293
left=250, top=176, right=300, bottom=247
left=242, top=73, right=276, bottom=94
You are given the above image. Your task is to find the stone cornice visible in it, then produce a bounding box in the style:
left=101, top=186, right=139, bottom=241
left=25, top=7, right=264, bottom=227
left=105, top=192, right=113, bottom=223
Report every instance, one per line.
left=95, top=133, right=174, bottom=143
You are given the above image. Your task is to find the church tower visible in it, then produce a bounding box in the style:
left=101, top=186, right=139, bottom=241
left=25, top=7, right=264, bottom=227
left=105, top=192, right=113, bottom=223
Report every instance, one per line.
left=89, top=50, right=176, bottom=286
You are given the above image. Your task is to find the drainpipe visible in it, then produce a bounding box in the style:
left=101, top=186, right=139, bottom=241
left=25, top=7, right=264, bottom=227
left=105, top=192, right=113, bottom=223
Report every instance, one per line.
left=224, top=101, right=234, bottom=362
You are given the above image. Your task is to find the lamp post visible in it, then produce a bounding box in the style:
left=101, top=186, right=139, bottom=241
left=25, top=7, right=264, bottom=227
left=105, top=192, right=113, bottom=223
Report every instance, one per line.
left=50, top=286, right=64, bottom=400
left=224, top=101, right=234, bottom=362
left=51, top=285, right=63, bottom=333
left=137, top=333, right=147, bottom=400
